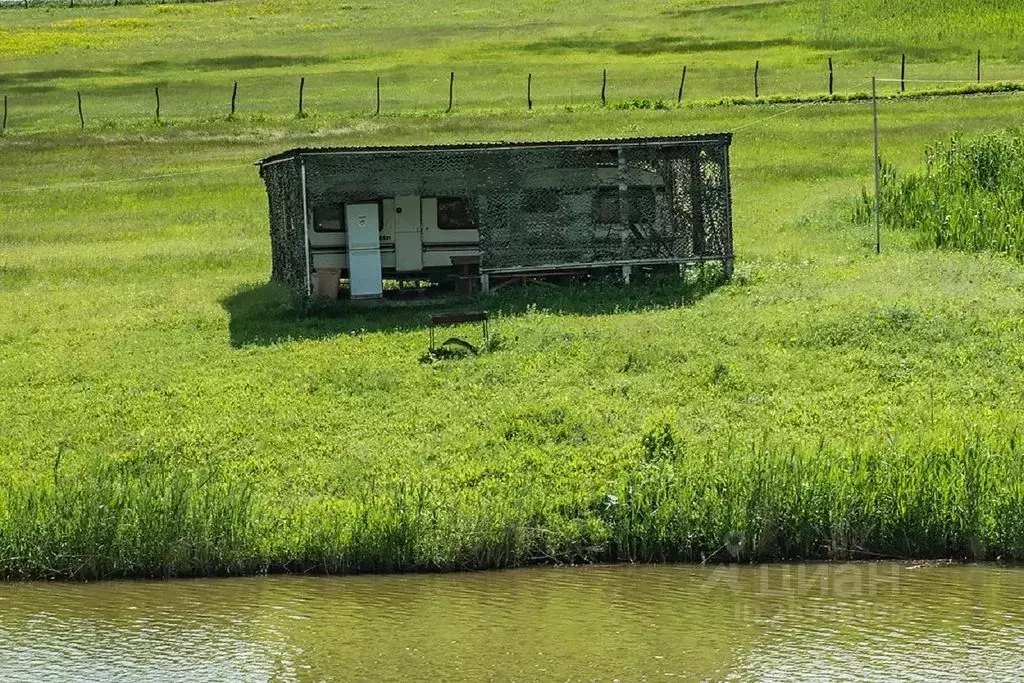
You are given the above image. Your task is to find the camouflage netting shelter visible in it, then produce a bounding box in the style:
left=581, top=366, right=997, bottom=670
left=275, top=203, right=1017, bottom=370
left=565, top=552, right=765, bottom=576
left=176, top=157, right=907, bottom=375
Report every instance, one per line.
left=258, top=134, right=733, bottom=296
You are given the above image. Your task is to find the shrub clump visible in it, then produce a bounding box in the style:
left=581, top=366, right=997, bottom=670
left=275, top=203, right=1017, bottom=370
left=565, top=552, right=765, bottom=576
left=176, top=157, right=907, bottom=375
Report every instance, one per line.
left=859, top=129, right=1024, bottom=259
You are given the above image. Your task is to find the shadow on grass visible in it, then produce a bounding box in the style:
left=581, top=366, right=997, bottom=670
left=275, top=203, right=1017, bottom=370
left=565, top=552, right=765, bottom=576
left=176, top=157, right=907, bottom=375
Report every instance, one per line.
left=519, top=34, right=954, bottom=61
left=660, top=0, right=796, bottom=18
left=0, top=55, right=331, bottom=90
left=221, top=265, right=727, bottom=348
left=521, top=35, right=800, bottom=56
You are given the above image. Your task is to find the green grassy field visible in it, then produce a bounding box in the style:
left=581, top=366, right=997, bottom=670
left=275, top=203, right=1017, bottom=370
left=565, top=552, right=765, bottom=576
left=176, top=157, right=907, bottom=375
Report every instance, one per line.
left=4, top=0, right=1024, bottom=578
left=4, top=0, right=1024, bottom=132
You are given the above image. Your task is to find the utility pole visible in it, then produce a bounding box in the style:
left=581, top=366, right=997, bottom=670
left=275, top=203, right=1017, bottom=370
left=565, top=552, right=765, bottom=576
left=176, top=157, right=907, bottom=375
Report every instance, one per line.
left=872, top=76, right=881, bottom=254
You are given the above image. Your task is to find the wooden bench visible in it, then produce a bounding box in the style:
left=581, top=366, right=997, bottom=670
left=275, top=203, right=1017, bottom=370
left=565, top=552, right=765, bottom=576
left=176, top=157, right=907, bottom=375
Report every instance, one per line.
left=428, top=311, right=489, bottom=351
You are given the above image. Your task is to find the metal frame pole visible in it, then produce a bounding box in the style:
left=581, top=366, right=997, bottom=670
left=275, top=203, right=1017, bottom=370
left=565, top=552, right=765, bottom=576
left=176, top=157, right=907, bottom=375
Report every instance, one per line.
left=872, top=76, right=881, bottom=254
left=300, top=157, right=313, bottom=296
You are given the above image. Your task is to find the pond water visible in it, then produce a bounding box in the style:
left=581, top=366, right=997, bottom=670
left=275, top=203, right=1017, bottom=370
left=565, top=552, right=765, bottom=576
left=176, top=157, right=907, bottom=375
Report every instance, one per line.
left=2, top=563, right=1023, bottom=681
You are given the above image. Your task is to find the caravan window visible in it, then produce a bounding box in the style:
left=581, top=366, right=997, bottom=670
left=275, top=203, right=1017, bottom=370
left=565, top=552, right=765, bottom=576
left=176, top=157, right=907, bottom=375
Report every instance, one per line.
left=628, top=186, right=658, bottom=224
left=594, top=187, right=619, bottom=224
left=592, top=187, right=659, bottom=224
left=524, top=188, right=559, bottom=214
left=312, top=204, right=343, bottom=232
left=437, top=197, right=476, bottom=230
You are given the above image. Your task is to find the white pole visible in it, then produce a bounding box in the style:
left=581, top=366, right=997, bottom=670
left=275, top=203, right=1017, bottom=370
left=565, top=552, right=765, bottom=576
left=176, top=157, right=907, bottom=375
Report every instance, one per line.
left=872, top=76, right=881, bottom=255
left=300, top=158, right=312, bottom=296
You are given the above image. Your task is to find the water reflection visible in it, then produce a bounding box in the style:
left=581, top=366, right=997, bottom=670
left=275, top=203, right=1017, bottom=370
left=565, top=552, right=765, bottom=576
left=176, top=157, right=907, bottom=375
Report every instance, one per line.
left=1, top=564, right=1023, bottom=681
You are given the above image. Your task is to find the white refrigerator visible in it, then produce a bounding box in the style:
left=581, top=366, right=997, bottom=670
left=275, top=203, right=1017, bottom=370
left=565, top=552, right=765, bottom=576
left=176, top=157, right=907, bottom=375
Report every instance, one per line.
left=345, top=203, right=383, bottom=299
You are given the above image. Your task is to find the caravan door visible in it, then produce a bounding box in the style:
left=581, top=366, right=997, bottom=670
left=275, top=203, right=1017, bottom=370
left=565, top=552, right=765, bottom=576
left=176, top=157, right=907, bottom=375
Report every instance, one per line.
left=345, top=203, right=383, bottom=299
left=393, top=195, right=423, bottom=273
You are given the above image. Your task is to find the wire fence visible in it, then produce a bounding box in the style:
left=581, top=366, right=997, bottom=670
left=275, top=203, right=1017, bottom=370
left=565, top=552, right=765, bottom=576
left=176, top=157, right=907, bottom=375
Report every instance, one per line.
left=2, top=71, right=1021, bottom=236
left=1, top=52, right=1021, bottom=136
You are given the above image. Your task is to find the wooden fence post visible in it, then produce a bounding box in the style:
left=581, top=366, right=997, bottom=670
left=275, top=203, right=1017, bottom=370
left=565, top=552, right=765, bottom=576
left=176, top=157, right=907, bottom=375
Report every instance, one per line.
left=901, top=53, right=906, bottom=92
left=2, top=95, right=7, bottom=133
left=77, top=91, right=84, bottom=129
left=828, top=57, right=834, bottom=95
left=977, top=49, right=982, bottom=83
left=447, top=71, right=454, bottom=112
left=155, top=86, right=160, bottom=122
left=231, top=81, right=237, bottom=117
left=299, top=77, right=305, bottom=115
left=677, top=65, right=687, bottom=104
left=754, top=60, right=760, bottom=97
left=376, top=76, right=381, bottom=115
left=601, top=68, right=607, bottom=105
left=527, top=73, right=532, bottom=110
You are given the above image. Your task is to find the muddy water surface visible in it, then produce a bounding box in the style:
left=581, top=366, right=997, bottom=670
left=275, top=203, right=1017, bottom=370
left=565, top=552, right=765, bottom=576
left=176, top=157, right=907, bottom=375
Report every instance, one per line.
left=2, top=563, right=1023, bottom=681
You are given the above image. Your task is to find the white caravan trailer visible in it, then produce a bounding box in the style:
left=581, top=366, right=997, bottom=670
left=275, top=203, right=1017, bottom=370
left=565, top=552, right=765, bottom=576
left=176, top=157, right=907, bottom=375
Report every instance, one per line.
left=308, top=196, right=480, bottom=293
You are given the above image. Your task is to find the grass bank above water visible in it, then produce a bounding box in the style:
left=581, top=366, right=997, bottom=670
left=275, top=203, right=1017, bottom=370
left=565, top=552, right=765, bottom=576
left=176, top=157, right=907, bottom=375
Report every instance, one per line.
left=5, top=0, right=1024, bottom=580
left=4, top=242, right=1024, bottom=580
left=6, top=100, right=1024, bottom=579
left=6, top=99, right=1024, bottom=579
left=6, top=429, right=1024, bottom=580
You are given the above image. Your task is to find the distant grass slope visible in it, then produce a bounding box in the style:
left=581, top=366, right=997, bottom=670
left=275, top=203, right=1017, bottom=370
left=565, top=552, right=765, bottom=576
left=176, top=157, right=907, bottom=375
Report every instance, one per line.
left=3, top=0, right=1024, bottom=133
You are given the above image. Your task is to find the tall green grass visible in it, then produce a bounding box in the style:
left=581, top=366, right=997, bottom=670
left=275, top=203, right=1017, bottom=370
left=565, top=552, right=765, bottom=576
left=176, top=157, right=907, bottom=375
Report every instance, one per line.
left=605, top=429, right=1024, bottom=564
left=861, top=129, right=1024, bottom=259
left=5, top=427, right=1024, bottom=580
left=0, top=457, right=263, bottom=579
